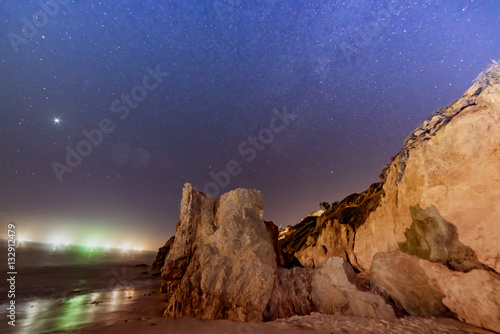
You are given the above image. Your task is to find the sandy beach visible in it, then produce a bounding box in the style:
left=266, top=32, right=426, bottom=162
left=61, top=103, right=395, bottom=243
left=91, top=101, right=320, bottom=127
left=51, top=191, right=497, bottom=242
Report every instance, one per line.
left=0, top=251, right=494, bottom=334
left=78, top=284, right=494, bottom=334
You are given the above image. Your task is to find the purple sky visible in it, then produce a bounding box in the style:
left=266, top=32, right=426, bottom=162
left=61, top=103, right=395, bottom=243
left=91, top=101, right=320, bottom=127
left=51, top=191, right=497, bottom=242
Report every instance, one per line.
left=1, top=1, right=499, bottom=250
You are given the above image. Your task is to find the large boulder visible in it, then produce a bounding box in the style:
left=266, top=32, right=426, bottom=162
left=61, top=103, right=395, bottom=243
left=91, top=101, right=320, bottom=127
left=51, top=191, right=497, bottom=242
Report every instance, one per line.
left=371, top=249, right=500, bottom=332
left=354, top=64, right=500, bottom=273
left=370, top=248, right=449, bottom=317
left=161, top=183, right=276, bottom=322
left=265, top=257, right=395, bottom=321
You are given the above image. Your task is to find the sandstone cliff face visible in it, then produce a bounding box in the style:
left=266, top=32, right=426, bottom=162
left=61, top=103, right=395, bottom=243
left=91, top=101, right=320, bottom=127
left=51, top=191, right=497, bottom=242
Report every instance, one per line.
left=371, top=249, right=500, bottom=332
left=161, top=184, right=276, bottom=322
left=160, top=184, right=395, bottom=323
left=266, top=257, right=395, bottom=321
left=354, top=65, right=500, bottom=273
left=158, top=66, right=500, bottom=330
left=264, top=220, right=300, bottom=268
left=280, top=182, right=384, bottom=271
left=273, top=64, right=500, bottom=332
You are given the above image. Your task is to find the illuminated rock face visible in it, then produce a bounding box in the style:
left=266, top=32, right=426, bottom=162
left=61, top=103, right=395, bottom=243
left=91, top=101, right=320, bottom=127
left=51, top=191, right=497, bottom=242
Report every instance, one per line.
left=160, top=184, right=395, bottom=322
left=280, top=182, right=384, bottom=272
left=266, top=257, right=395, bottom=321
left=371, top=249, right=500, bottom=332
left=161, top=183, right=276, bottom=322
left=354, top=65, right=500, bottom=273
left=350, top=65, right=500, bottom=332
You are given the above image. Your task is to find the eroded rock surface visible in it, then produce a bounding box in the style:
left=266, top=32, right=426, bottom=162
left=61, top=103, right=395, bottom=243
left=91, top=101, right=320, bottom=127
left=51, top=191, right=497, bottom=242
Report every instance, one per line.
left=264, top=220, right=300, bottom=268
left=160, top=184, right=395, bottom=323
left=161, top=183, right=276, bottom=322
left=157, top=64, right=500, bottom=331
left=371, top=249, right=500, bottom=332
left=275, top=64, right=500, bottom=332
left=266, top=257, right=395, bottom=321
left=398, top=205, right=486, bottom=272
left=355, top=64, right=500, bottom=273
left=281, top=182, right=384, bottom=271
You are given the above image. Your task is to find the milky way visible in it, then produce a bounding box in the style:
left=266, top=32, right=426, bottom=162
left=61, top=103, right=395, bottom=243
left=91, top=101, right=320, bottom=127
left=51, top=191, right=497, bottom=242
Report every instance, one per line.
left=0, top=1, right=499, bottom=249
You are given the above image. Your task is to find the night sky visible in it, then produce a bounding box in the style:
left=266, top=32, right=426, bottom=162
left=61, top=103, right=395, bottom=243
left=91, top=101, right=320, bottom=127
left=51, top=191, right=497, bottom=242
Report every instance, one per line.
left=0, top=1, right=499, bottom=250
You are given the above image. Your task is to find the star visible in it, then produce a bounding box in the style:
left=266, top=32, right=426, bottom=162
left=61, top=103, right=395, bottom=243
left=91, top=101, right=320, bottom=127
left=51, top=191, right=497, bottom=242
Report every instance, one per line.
left=53, top=117, right=61, bottom=125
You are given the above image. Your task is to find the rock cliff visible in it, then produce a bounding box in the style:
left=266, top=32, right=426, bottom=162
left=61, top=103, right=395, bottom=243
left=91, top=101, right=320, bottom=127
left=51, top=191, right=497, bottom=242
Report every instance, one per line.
left=354, top=63, right=500, bottom=273
left=159, top=183, right=395, bottom=322
left=275, top=62, right=500, bottom=332
left=266, top=257, right=395, bottom=321
left=281, top=64, right=500, bottom=278
left=280, top=182, right=384, bottom=271
left=157, top=63, right=500, bottom=331
left=161, top=184, right=276, bottom=322
left=152, top=235, right=175, bottom=271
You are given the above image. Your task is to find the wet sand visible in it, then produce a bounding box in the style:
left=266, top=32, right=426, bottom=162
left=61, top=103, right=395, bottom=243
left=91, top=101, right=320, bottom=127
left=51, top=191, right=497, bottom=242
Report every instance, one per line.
left=0, top=282, right=161, bottom=333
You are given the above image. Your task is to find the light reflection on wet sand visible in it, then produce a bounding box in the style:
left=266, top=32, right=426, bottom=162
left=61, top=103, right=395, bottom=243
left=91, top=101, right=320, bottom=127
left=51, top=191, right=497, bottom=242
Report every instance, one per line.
left=0, top=287, right=147, bottom=333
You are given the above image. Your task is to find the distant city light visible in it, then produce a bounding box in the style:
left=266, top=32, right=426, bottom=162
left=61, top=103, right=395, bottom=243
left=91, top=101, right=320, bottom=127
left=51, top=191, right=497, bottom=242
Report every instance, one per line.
left=53, top=239, right=62, bottom=248
left=45, top=235, right=146, bottom=252
left=16, top=235, right=32, bottom=246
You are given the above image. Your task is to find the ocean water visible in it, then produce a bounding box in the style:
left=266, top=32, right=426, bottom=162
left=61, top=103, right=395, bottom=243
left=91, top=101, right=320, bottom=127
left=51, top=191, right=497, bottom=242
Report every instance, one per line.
left=0, top=240, right=159, bottom=333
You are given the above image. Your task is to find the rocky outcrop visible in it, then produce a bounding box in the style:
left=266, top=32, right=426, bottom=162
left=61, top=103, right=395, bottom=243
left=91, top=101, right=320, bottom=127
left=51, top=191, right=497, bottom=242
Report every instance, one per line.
left=280, top=182, right=384, bottom=271
left=273, top=63, right=500, bottom=332
left=157, top=64, right=500, bottom=330
left=161, top=184, right=276, bottom=322
left=152, top=235, right=175, bottom=271
left=160, top=184, right=396, bottom=323
left=371, top=249, right=500, bottom=332
left=265, top=257, right=395, bottom=321
left=370, top=248, right=449, bottom=317
left=354, top=63, right=500, bottom=273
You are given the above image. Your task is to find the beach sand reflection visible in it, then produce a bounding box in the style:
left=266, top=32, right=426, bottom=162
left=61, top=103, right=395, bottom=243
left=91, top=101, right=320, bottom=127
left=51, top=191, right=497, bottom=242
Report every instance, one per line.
left=2, top=288, right=144, bottom=333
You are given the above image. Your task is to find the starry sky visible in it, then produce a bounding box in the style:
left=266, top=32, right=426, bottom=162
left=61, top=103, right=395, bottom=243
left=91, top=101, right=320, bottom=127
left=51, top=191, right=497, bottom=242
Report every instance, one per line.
left=0, top=1, right=499, bottom=251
